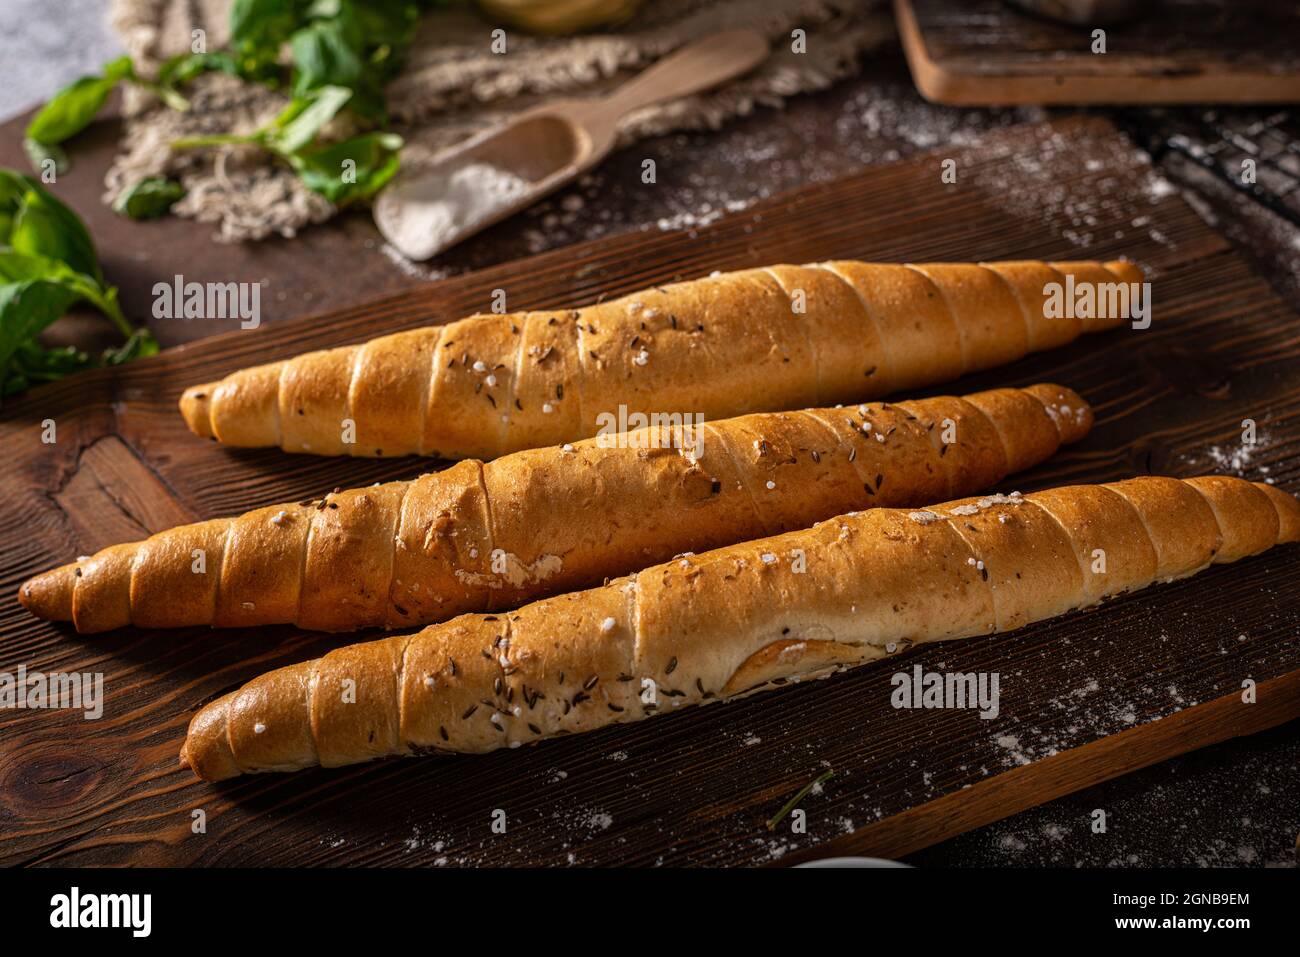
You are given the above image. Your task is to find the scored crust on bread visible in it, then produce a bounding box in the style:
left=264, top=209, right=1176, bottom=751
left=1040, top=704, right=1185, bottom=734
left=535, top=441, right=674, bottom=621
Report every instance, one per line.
left=178, top=475, right=1300, bottom=781
left=178, top=260, right=1143, bottom=459
left=22, top=383, right=1090, bottom=633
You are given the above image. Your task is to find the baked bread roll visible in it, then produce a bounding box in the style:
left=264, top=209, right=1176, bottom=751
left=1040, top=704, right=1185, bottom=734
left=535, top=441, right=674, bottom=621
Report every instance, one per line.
left=180, top=475, right=1300, bottom=780
left=22, top=383, right=1089, bottom=633
left=178, top=259, right=1141, bottom=459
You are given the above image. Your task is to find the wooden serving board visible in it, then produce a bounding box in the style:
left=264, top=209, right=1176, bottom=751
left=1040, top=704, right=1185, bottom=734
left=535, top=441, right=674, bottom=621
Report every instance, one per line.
left=896, top=0, right=1300, bottom=106
left=2, top=115, right=1298, bottom=867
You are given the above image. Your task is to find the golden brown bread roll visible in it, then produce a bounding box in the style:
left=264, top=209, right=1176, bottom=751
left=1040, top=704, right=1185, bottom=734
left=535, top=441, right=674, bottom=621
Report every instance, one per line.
left=178, top=260, right=1142, bottom=459
left=21, top=383, right=1089, bottom=633
left=179, top=475, right=1300, bottom=780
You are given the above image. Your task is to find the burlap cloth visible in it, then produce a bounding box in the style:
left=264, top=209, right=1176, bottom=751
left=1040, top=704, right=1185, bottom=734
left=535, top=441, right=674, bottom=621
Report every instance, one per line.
left=106, top=0, right=891, bottom=242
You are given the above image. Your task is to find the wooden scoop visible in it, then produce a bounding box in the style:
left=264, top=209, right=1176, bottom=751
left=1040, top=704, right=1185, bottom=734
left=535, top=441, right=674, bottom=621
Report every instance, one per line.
left=374, top=28, right=769, bottom=261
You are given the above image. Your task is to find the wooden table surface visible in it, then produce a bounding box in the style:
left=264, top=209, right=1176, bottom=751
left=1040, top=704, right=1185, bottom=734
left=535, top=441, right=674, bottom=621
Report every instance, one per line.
left=2, top=113, right=1298, bottom=866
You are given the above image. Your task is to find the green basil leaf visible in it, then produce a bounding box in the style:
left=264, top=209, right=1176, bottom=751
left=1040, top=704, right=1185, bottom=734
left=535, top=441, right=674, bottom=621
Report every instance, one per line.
left=0, top=169, right=28, bottom=212
left=113, top=177, right=186, bottom=220
left=16, top=340, right=92, bottom=376
left=289, top=18, right=380, bottom=116
left=265, top=85, right=352, bottom=153
left=22, top=138, right=69, bottom=176
left=0, top=279, right=82, bottom=394
left=0, top=248, right=81, bottom=283
left=0, top=166, right=150, bottom=396
left=0, top=248, right=123, bottom=337
left=305, top=0, right=342, bottom=18
left=101, top=327, right=160, bottom=365
left=25, top=55, right=135, bottom=147
left=344, top=1, right=422, bottom=65
left=158, top=50, right=242, bottom=89
left=9, top=339, right=98, bottom=393
left=1, top=333, right=160, bottom=394
left=103, top=56, right=136, bottom=83
left=290, top=131, right=402, bottom=205
left=10, top=182, right=101, bottom=281
left=231, top=0, right=307, bottom=77
left=231, top=0, right=305, bottom=46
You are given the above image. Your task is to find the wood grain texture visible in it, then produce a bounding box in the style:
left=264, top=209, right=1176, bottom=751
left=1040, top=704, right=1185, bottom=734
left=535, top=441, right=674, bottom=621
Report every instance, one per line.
left=1, top=115, right=1298, bottom=867
left=781, top=671, right=1300, bottom=866
left=897, top=0, right=1300, bottom=105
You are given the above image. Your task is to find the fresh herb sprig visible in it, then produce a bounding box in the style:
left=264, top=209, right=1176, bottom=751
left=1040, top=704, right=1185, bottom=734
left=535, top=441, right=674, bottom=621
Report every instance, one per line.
left=766, top=770, right=834, bottom=831
left=170, top=84, right=403, bottom=205
left=26, top=0, right=429, bottom=214
left=0, top=169, right=157, bottom=397
left=112, top=177, right=186, bottom=220
left=24, top=55, right=190, bottom=176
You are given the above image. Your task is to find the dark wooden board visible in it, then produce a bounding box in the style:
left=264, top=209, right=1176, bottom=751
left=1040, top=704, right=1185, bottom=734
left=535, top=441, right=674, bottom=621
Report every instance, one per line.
left=896, top=0, right=1300, bottom=106
left=2, top=115, right=1298, bottom=867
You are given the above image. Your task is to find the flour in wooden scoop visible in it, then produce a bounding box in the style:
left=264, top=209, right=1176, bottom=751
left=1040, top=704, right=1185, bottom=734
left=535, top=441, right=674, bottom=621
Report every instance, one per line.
left=383, top=162, right=531, bottom=259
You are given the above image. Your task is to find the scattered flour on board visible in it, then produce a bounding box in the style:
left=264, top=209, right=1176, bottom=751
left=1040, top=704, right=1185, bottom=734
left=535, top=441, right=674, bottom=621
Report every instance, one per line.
left=380, top=81, right=1049, bottom=273
left=763, top=839, right=791, bottom=860
left=998, top=833, right=1028, bottom=853
left=995, top=734, right=1033, bottom=766
left=1143, top=174, right=1179, bottom=201
left=994, top=675, right=1147, bottom=770
left=839, top=83, right=1044, bottom=156
left=373, top=239, right=452, bottom=282
left=948, top=124, right=1183, bottom=252
left=1204, top=439, right=1271, bottom=477
left=378, top=80, right=1204, bottom=287
left=547, top=802, right=616, bottom=840
left=929, top=729, right=1300, bottom=867
left=1181, top=432, right=1274, bottom=482
left=402, top=824, right=449, bottom=855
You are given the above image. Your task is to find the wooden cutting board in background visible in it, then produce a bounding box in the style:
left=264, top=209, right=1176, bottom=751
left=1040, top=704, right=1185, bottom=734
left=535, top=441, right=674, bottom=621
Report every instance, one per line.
left=896, top=0, right=1300, bottom=105
left=1, top=115, right=1298, bottom=867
